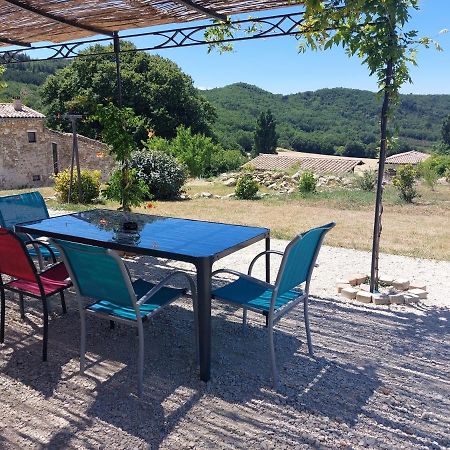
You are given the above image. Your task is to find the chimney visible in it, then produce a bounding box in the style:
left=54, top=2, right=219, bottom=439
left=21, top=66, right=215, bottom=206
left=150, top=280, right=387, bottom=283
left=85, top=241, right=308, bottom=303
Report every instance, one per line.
left=13, top=98, right=23, bottom=111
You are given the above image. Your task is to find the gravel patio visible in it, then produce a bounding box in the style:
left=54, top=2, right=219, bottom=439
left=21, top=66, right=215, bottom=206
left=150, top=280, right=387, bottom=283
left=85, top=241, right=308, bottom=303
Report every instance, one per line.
left=0, top=236, right=449, bottom=449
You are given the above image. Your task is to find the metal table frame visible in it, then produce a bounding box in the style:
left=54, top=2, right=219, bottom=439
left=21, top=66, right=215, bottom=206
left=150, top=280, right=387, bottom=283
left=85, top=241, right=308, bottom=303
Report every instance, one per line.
left=16, top=210, right=270, bottom=382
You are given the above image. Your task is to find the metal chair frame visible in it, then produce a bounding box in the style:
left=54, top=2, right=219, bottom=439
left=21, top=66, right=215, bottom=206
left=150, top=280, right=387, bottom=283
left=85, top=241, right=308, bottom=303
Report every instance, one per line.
left=55, top=242, right=198, bottom=397
left=0, top=231, right=69, bottom=361
left=212, top=223, right=335, bottom=387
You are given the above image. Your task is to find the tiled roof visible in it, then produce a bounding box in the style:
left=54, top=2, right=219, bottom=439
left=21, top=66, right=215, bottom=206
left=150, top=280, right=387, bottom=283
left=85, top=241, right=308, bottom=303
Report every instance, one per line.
left=0, top=103, right=45, bottom=119
left=385, top=151, right=430, bottom=165
left=247, top=153, right=363, bottom=174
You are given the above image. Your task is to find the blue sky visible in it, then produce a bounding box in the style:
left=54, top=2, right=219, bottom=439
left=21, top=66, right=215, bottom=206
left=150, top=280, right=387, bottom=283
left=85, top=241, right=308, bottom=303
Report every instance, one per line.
left=153, top=0, right=450, bottom=95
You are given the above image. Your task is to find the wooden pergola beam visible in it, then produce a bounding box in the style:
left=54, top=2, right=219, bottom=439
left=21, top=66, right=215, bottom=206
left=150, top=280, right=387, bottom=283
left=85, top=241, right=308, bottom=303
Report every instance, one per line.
left=2, top=0, right=114, bottom=37
left=0, top=35, right=30, bottom=46
left=170, top=0, right=227, bottom=21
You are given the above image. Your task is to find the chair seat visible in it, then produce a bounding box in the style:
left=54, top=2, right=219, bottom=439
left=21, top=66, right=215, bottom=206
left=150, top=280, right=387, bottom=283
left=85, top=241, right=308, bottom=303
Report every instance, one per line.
left=6, top=262, right=71, bottom=297
left=212, top=276, right=301, bottom=313
left=86, top=278, right=186, bottom=321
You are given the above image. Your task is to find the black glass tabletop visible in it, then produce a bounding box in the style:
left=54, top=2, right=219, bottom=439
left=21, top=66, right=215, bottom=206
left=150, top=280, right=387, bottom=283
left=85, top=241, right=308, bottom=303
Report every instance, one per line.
left=15, top=209, right=269, bottom=262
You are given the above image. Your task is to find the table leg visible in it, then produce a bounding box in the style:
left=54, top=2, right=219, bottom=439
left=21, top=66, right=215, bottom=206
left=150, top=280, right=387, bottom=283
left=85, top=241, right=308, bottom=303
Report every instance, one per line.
left=196, top=257, right=212, bottom=382
left=265, top=234, right=271, bottom=283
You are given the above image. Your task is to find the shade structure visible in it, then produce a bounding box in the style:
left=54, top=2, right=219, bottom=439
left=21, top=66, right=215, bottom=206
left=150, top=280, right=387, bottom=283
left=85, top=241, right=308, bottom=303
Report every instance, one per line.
left=0, top=0, right=296, bottom=47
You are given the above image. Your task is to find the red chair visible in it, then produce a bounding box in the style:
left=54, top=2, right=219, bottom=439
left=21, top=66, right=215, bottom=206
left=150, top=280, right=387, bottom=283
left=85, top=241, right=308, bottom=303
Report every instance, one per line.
left=0, top=228, right=72, bottom=361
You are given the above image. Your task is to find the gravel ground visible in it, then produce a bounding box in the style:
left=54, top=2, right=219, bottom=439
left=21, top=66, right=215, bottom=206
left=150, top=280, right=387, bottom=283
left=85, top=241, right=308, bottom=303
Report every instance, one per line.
left=0, top=215, right=449, bottom=449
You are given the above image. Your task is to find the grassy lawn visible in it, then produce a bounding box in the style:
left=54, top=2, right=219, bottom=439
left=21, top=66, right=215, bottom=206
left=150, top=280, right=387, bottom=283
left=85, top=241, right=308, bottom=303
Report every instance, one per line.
left=2, top=181, right=449, bottom=260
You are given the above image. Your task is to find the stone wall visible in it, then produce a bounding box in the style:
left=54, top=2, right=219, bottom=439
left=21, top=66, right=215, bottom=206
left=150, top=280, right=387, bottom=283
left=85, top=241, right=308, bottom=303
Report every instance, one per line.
left=0, top=118, right=113, bottom=190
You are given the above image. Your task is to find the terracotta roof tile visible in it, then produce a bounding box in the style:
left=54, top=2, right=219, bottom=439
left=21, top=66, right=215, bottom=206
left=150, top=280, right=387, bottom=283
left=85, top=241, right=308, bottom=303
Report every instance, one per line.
left=385, top=151, right=430, bottom=165
left=247, top=153, right=363, bottom=174
left=0, top=103, right=45, bottom=119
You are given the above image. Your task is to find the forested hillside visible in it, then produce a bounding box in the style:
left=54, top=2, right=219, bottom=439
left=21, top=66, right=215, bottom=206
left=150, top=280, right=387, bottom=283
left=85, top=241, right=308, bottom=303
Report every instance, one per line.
left=0, top=55, right=67, bottom=110
left=202, top=83, right=450, bottom=156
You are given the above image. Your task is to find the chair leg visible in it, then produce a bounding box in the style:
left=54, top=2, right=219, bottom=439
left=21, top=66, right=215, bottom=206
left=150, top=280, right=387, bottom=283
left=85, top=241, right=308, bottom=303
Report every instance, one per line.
left=304, top=296, right=314, bottom=356
left=19, top=293, right=26, bottom=320
left=60, top=292, right=67, bottom=314
left=109, top=320, right=115, bottom=330
left=192, top=293, right=199, bottom=366
left=80, top=309, right=86, bottom=374
left=242, top=308, right=247, bottom=329
left=0, top=289, right=5, bottom=343
left=268, top=319, right=278, bottom=389
left=42, top=297, right=49, bottom=362
left=137, top=322, right=145, bottom=398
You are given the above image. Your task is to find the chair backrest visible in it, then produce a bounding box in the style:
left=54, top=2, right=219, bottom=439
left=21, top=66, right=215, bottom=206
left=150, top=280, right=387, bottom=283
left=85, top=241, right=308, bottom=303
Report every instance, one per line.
left=54, top=240, right=136, bottom=307
left=275, top=222, right=335, bottom=296
left=0, top=228, right=38, bottom=282
left=0, top=191, right=50, bottom=230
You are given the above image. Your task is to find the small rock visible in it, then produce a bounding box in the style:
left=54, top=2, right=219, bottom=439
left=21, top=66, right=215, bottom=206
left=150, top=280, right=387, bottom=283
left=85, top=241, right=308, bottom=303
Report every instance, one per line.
left=373, top=293, right=390, bottom=305
left=356, top=290, right=372, bottom=303
left=392, top=278, right=410, bottom=290
left=346, top=273, right=367, bottom=286
left=389, top=293, right=405, bottom=305
left=223, top=178, right=237, bottom=187
left=341, top=287, right=358, bottom=300
left=359, top=283, right=371, bottom=292
left=407, top=288, right=427, bottom=299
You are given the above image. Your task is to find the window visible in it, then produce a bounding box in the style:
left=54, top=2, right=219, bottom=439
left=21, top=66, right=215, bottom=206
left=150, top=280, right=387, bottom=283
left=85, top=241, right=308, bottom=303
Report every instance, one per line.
left=27, top=131, right=37, bottom=143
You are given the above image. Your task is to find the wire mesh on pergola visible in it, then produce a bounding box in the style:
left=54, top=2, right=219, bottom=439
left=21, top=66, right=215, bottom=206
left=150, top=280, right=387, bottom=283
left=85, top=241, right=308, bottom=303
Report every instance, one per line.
left=0, top=0, right=296, bottom=47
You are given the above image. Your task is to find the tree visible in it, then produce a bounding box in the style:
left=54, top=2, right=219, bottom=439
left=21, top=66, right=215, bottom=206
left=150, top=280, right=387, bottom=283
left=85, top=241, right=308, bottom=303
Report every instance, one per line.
left=254, top=110, right=278, bottom=155
left=343, top=142, right=366, bottom=158
left=442, top=114, right=450, bottom=147
left=0, top=66, right=6, bottom=92
left=41, top=42, right=216, bottom=141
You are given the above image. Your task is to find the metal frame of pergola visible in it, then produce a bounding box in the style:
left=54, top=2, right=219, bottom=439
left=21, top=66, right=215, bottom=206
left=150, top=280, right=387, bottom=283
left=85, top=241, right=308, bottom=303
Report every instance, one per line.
left=0, top=1, right=389, bottom=295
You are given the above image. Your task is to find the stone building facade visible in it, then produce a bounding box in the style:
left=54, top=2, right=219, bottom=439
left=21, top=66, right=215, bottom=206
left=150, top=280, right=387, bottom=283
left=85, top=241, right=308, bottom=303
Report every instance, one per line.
left=0, top=101, right=114, bottom=190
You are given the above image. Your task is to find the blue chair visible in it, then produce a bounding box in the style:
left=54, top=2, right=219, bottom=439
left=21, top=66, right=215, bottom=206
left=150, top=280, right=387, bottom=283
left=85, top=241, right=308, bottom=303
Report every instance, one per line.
left=54, top=240, right=197, bottom=397
left=0, top=191, right=60, bottom=266
left=211, top=222, right=335, bottom=387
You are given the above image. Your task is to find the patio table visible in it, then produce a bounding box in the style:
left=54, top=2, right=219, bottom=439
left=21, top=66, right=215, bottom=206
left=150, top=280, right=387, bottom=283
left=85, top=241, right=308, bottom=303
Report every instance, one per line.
left=15, top=209, right=270, bottom=382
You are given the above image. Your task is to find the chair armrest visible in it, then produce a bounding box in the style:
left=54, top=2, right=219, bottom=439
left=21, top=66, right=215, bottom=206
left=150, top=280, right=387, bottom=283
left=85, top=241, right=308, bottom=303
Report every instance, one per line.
left=24, top=239, right=57, bottom=263
left=137, top=270, right=196, bottom=306
left=248, top=250, right=284, bottom=277
left=212, top=268, right=273, bottom=289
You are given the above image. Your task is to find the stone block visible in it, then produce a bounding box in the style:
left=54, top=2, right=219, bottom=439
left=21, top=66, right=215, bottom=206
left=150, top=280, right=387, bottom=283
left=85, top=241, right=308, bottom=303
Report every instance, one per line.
left=346, top=274, right=367, bottom=286
left=356, top=290, right=372, bottom=303
left=336, top=283, right=351, bottom=293
left=341, top=287, right=358, bottom=300
left=389, top=293, right=405, bottom=305
left=410, top=281, right=427, bottom=290
left=373, top=293, right=390, bottom=305
left=359, top=283, right=371, bottom=292
left=404, top=293, right=420, bottom=304
left=392, top=279, right=410, bottom=291
left=407, top=288, right=427, bottom=299
left=379, top=274, right=395, bottom=285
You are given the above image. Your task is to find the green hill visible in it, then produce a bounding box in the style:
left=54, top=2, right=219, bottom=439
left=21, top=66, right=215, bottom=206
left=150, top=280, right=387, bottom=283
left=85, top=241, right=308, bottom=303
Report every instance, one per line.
left=202, top=83, right=450, bottom=157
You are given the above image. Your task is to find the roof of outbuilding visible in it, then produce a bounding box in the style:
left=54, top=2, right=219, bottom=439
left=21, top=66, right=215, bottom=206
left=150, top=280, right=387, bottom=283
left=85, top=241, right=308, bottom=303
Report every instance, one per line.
left=247, top=153, right=364, bottom=174
left=385, top=151, right=430, bottom=165
left=0, top=103, right=45, bottom=118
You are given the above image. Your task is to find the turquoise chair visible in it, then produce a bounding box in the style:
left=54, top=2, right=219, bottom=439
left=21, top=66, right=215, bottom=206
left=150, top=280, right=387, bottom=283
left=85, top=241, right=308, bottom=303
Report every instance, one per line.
left=54, top=240, right=197, bottom=397
left=211, top=222, right=335, bottom=387
left=0, top=191, right=60, bottom=267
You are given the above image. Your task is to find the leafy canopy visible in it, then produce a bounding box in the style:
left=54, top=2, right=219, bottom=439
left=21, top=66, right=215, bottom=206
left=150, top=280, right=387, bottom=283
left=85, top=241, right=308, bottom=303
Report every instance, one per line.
left=41, top=42, right=217, bottom=140
left=254, top=109, right=278, bottom=155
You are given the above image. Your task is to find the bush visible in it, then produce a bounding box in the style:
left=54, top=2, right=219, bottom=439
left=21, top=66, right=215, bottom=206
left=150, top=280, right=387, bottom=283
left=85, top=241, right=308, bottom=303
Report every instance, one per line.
left=298, top=171, right=317, bottom=194
left=419, top=154, right=450, bottom=176
left=209, top=149, right=247, bottom=176
left=53, top=169, right=101, bottom=203
left=419, top=164, right=438, bottom=191
left=235, top=174, right=259, bottom=200
left=130, top=150, right=187, bottom=200
left=392, top=164, right=418, bottom=203
left=355, top=170, right=376, bottom=191
left=103, top=168, right=149, bottom=208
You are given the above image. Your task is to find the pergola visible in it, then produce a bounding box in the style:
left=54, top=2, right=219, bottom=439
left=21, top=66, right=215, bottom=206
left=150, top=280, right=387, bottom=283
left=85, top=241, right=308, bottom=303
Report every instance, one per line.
left=0, top=1, right=388, bottom=293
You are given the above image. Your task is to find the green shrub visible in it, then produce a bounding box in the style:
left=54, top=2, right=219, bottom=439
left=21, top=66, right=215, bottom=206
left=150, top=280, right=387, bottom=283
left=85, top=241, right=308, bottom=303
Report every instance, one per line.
left=419, top=164, right=439, bottom=191
left=355, top=170, right=377, bottom=191
left=235, top=174, right=259, bottom=200
left=209, top=149, right=246, bottom=176
left=130, top=150, right=187, bottom=200
left=419, top=154, right=450, bottom=176
left=392, top=164, right=418, bottom=203
left=298, top=171, right=317, bottom=194
left=103, top=168, right=149, bottom=208
left=53, top=169, right=101, bottom=203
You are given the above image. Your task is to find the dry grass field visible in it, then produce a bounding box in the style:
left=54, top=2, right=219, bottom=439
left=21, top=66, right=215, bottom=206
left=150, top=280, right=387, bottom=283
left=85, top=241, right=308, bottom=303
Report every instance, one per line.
left=1, top=181, right=449, bottom=260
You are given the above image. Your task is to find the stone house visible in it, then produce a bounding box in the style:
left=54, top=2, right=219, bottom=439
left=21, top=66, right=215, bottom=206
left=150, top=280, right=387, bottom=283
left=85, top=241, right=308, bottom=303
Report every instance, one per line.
left=0, top=100, right=114, bottom=190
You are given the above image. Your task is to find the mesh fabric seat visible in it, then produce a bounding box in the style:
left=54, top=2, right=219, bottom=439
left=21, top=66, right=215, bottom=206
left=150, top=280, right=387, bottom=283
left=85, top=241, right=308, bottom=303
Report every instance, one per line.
left=54, top=239, right=197, bottom=397
left=0, top=228, right=71, bottom=361
left=212, top=222, right=335, bottom=387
